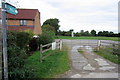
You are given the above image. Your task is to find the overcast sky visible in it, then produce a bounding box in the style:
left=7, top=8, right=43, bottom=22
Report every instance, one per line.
left=3, top=0, right=120, bottom=33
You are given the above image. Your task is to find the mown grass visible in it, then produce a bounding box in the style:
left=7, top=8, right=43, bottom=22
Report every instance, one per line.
left=94, top=47, right=120, bottom=64
left=24, top=47, right=70, bottom=78
left=56, top=36, right=119, bottom=41
left=78, top=48, right=84, bottom=54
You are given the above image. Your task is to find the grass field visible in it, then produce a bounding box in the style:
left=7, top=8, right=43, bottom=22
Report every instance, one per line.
left=94, top=47, right=120, bottom=64
left=78, top=48, right=84, bottom=54
left=24, top=47, right=70, bottom=78
left=56, top=36, right=119, bottom=41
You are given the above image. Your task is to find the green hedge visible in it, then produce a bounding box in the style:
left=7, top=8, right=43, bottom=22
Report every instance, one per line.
left=7, top=31, right=35, bottom=79
left=7, top=30, right=55, bottom=79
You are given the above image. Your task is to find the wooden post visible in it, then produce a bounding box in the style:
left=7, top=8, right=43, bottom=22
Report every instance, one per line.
left=112, top=44, right=115, bottom=54
left=58, top=40, right=60, bottom=50
left=40, top=44, right=42, bottom=63
left=97, top=40, right=101, bottom=51
left=60, top=39, right=62, bottom=50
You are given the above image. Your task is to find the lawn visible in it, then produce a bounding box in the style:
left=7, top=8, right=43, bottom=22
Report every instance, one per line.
left=56, top=36, right=119, bottom=41
left=77, top=48, right=84, bottom=54
left=94, top=47, right=120, bottom=64
left=24, top=47, right=70, bottom=78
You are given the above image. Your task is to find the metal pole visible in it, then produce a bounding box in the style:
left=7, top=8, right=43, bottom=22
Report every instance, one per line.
left=1, top=0, right=8, bottom=80
left=0, top=9, right=2, bottom=80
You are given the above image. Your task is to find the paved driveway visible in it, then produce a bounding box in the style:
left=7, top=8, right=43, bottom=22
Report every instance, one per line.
left=57, top=39, right=119, bottom=79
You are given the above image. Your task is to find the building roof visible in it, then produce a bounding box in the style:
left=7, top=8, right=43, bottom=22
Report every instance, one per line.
left=0, top=9, right=39, bottom=20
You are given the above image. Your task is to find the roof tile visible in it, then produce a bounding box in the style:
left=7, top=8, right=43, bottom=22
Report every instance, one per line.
left=0, top=9, right=39, bottom=20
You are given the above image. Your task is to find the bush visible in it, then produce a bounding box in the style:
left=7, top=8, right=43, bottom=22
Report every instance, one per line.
left=16, top=32, right=30, bottom=49
left=29, top=38, right=38, bottom=52
left=7, top=31, right=35, bottom=79
left=7, top=31, right=17, bottom=46
left=7, top=31, right=30, bottom=49
left=38, top=25, right=55, bottom=45
left=38, top=33, right=54, bottom=45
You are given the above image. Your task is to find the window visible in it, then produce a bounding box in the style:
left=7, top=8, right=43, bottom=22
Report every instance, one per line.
left=20, top=20, right=26, bottom=26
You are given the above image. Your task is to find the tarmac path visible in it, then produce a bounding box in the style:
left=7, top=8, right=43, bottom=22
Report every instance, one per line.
left=57, top=39, right=119, bottom=79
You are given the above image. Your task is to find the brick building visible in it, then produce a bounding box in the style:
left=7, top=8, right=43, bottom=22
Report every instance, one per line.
left=1, top=9, right=42, bottom=35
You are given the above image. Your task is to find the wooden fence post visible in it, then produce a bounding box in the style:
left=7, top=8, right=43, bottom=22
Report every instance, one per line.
left=60, top=39, right=62, bottom=50
left=40, top=44, right=43, bottom=63
left=97, top=40, right=101, bottom=51
left=112, top=44, right=115, bottom=54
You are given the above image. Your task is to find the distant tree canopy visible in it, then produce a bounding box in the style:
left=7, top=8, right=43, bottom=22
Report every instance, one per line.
left=57, top=29, right=120, bottom=37
left=42, top=18, right=60, bottom=35
left=42, top=24, right=55, bottom=33
left=90, top=30, right=96, bottom=36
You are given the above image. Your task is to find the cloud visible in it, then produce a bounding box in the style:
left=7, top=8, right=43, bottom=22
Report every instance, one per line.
left=16, top=0, right=119, bottom=33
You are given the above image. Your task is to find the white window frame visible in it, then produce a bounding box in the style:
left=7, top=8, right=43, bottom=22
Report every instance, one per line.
left=20, top=20, right=26, bottom=26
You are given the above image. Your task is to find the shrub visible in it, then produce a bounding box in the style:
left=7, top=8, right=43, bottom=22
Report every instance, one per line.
left=7, top=31, right=35, bottom=79
left=29, top=38, right=38, bottom=52
left=7, top=31, right=17, bottom=46
left=38, top=25, right=55, bottom=45
left=16, top=32, right=30, bottom=49
left=38, top=33, right=54, bottom=45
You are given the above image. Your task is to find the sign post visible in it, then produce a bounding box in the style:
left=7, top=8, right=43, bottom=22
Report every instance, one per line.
left=5, top=3, right=18, bottom=15
left=1, top=0, right=8, bottom=80
left=1, top=0, right=18, bottom=80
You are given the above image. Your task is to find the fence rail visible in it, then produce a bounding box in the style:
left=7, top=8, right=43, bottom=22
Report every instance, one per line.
left=40, top=39, right=62, bottom=63
left=79, top=40, right=119, bottom=55
left=98, top=40, right=119, bottom=55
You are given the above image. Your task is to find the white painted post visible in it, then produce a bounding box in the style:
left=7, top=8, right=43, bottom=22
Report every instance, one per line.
left=71, top=31, right=74, bottom=37
left=52, top=42, right=56, bottom=50
left=97, top=40, right=101, bottom=51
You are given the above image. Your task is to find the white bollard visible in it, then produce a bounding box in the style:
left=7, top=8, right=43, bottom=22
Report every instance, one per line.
left=97, top=40, right=101, bottom=51
left=71, top=31, right=74, bottom=37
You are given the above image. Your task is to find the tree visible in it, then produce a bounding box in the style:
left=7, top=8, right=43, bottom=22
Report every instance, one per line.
left=42, top=18, right=60, bottom=35
left=109, top=31, right=114, bottom=37
left=80, top=30, right=84, bottom=33
left=42, top=24, right=55, bottom=33
left=69, top=29, right=74, bottom=32
left=84, top=31, right=90, bottom=36
left=80, top=30, right=84, bottom=36
left=90, top=30, right=96, bottom=36
left=98, top=31, right=103, bottom=36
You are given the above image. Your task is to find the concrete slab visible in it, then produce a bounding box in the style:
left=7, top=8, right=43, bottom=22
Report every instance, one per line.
left=85, top=46, right=93, bottom=51
left=95, top=58, right=110, bottom=66
left=60, top=39, right=119, bottom=78
left=71, top=74, right=81, bottom=78
left=71, top=46, right=88, bottom=70
left=84, top=73, right=119, bottom=78
left=99, top=66, right=116, bottom=71
left=83, top=64, right=96, bottom=71
left=72, top=62, right=87, bottom=70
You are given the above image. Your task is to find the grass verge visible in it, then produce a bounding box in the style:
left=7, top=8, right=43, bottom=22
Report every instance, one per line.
left=24, top=47, right=70, bottom=78
left=78, top=48, right=84, bottom=54
left=56, top=36, right=119, bottom=41
left=94, top=47, right=120, bottom=64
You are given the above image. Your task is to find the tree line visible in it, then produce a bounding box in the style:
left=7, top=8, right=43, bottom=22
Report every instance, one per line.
left=42, top=18, right=119, bottom=37
left=57, top=29, right=120, bottom=37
